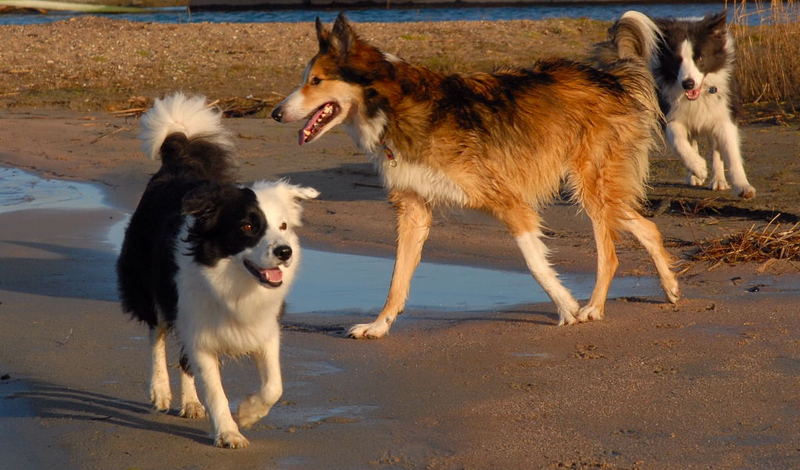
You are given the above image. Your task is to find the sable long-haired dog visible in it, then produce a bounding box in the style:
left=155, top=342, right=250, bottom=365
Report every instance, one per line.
left=598, top=11, right=755, bottom=198
left=272, top=14, right=680, bottom=339
left=117, top=93, right=318, bottom=448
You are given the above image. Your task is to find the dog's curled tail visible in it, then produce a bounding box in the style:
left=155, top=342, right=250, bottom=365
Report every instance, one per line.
left=609, top=11, right=662, bottom=65
left=593, top=11, right=665, bottom=206
left=139, top=92, right=232, bottom=161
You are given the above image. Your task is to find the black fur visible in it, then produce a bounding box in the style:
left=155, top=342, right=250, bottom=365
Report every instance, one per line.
left=116, top=132, right=264, bottom=328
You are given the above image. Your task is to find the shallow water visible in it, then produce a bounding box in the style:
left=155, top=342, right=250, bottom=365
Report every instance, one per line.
left=0, top=167, right=107, bottom=214
left=0, top=3, right=781, bottom=26
left=1, top=167, right=662, bottom=313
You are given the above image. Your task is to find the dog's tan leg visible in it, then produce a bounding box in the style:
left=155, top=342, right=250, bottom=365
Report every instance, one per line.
left=349, top=190, right=432, bottom=339
left=577, top=218, right=618, bottom=322
left=149, top=324, right=171, bottom=412
left=193, top=349, right=249, bottom=448
left=179, top=368, right=205, bottom=419
left=237, top=329, right=282, bottom=428
left=499, top=206, right=579, bottom=326
left=619, top=211, right=680, bottom=304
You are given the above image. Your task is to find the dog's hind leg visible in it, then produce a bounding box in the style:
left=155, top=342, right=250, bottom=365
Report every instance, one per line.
left=349, top=190, right=432, bottom=339
left=499, top=206, right=579, bottom=326
left=576, top=215, right=618, bottom=323
left=237, top=329, right=282, bottom=429
left=178, top=352, right=205, bottom=419
left=149, top=324, right=171, bottom=412
left=619, top=211, right=680, bottom=304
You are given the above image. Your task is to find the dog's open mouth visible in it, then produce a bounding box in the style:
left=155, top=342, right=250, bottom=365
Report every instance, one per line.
left=243, top=259, right=283, bottom=288
left=299, top=102, right=340, bottom=145
left=685, top=89, right=701, bottom=101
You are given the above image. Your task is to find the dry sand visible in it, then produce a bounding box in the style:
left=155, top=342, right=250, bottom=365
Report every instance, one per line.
left=1, top=17, right=800, bottom=470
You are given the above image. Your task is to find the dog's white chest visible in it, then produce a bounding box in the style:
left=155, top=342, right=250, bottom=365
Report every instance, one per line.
left=371, top=149, right=469, bottom=206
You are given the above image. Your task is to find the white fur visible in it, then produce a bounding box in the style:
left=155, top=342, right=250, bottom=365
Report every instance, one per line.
left=619, top=10, right=663, bottom=68
left=661, top=45, right=755, bottom=197
left=621, top=10, right=756, bottom=198
left=369, top=142, right=469, bottom=207
left=139, top=93, right=232, bottom=160
left=514, top=231, right=579, bottom=326
left=172, top=180, right=317, bottom=448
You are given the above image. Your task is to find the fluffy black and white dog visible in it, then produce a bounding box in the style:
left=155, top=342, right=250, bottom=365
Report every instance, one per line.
left=607, top=10, right=756, bottom=198
left=117, top=93, right=318, bottom=448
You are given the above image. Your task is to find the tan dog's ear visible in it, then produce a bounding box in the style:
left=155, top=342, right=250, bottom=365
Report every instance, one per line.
left=330, top=12, right=356, bottom=59
left=315, top=17, right=331, bottom=53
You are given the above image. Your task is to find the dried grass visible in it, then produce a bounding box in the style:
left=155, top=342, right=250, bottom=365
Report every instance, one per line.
left=693, top=216, right=800, bottom=268
left=731, top=0, right=800, bottom=117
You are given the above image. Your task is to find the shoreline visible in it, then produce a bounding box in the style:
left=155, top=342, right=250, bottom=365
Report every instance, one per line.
left=1, top=106, right=799, bottom=469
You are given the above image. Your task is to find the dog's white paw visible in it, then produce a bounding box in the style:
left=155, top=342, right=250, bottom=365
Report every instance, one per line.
left=577, top=305, right=605, bottom=323
left=179, top=401, right=206, bottom=419
left=237, top=395, right=270, bottom=429
left=348, top=320, right=391, bottom=339
left=736, top=185, right=756, bottom=199
left=708, top=177, right=730, bottom=191
left=686, top=173, right=705, bottom=187
left=214, top=430, right=250, bottom=449
left=149, top=386, right=171, bottom=412
left=663, top=279, right=681, bottom=305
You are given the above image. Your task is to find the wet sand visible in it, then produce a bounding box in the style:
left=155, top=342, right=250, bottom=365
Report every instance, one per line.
left=1, top=110, right=799, bottom=469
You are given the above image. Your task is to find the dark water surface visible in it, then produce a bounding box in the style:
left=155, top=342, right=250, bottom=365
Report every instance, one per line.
left=0, top=2, right=779, bottom=26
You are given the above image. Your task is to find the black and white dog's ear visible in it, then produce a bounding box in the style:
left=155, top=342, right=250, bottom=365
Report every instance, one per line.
left=182, top=182, right=221, bottom=219
left=705, top=11, right=728, bottom=37
left=330, top=12, right=357, bottom=59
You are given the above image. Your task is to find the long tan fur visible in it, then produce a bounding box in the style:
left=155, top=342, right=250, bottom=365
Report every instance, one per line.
left=272, top=14, right=680, bottom=338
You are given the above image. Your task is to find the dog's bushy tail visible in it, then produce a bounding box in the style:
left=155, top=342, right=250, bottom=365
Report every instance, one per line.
left=139, top=92, right=236, bottom=180
left=593, top=11, right=665, bottom=206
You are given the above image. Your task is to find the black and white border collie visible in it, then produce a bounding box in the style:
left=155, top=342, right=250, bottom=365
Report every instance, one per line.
left=117, top=93, right=318, bottom=448
left=609, top=10, right=756, bottom=198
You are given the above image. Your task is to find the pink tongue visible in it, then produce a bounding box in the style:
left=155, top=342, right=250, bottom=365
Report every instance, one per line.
left=262, top=268, right=283, bottom=283
left=298, top=107, right=328, bottom=145
left=686, top=89, right=701, bottom=100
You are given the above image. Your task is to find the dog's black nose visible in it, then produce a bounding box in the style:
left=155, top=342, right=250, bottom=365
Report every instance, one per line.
left=273, top=245, right=292, bottom=261
left=681, top=78, right=696, bottom=90
left=271, top=106, right=283, bottom=122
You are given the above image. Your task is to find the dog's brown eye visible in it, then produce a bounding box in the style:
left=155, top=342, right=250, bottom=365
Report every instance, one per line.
left=241, top=223, right=254, bottom=233
left=310, top=76, right=321, bottom=86
left=279, top=222, right=288, bottom=231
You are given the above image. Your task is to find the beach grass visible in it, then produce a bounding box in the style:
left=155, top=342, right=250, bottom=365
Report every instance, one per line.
left=732, top=0, right=800, bottom=117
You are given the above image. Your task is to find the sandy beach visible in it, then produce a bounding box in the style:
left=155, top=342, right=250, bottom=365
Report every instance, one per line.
left=1, top=17, right=800, bottom=470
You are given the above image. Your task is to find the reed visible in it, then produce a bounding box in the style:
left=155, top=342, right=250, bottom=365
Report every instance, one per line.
left=730, top=0, right=800, bottom=117
left=693, top=216, right=800, bottom=267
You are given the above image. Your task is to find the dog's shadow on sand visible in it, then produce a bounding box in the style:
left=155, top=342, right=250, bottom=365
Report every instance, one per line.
left=280, top=163, right=387, bottom=202
left=2, top=379, right=208, bottom=444
left=0, top=240, right=118, bottom=302
left=284, top=307, right=560, bottom=339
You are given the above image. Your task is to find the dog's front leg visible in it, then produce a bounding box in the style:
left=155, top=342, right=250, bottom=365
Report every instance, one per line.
left=193, top=349, right=249, bottom=448
left=714, top=120, right=756, bottom=199
left=666, top=121, right=708, bottom=184
left=349, top=190, right=432, bottom=339
left=237, top=329, right=282, bottom=429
